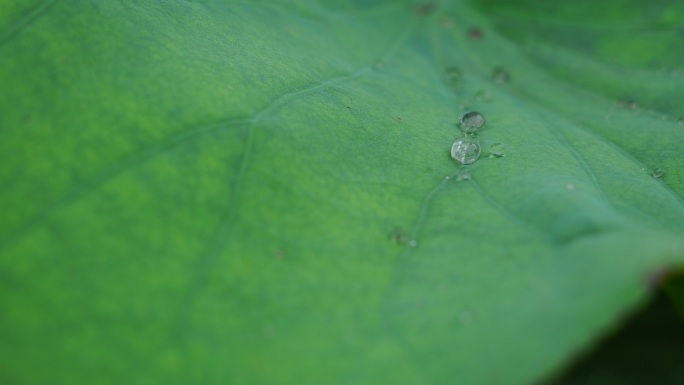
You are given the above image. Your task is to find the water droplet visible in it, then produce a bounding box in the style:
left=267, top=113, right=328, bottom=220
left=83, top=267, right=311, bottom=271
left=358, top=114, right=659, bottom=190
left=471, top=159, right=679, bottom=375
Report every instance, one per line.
left=475, top=90, right=492, bottom=102
left=488, top=143, right=505, bottom=158
left=444, top=66, right=461, bottom=87
left=493, top=67, right=510, bottom=84
left=677, top=118, right=684, bottom=125
left=469, top=27, right=482, bottom=40
left=451, top=138, right=481, bottom=165
left=456, top=169, right=471, bottom=181
left=627, top=100, right=638, bottom=110
left=409, top=240, right=418, bottom=247
left=566, top=183, right=576, bottom=191
left=459, top=111, right=485, bottom=133
left=652, top=168, right=664, bottom=178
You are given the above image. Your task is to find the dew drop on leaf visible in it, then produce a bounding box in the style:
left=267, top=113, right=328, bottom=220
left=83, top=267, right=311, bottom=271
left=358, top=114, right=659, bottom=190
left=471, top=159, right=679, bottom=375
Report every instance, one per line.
left=493, top=67, right=510, bottom=84
left=451, top=137, right=481, bottom=164
left=652, top=168, right=664, bottom=178
left=627, top=100, right=638, bottom=110
left=459, top=111, right=485, bottom=133
left=488, top=142, right=505, bottom=158
left=409, top=239, right=418, bottom=247
left=456, top=166, right=472, bottom=181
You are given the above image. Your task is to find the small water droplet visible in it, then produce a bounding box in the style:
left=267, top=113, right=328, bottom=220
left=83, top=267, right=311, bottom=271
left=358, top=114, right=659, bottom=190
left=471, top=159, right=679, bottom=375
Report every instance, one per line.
left=652, top=168, right=664, bottom=178
left=488, top=143, right=505, bottom=158
left=493, top=67, right=510, bottom=84
left=627, top=100, right=638, bottom=110
left=456, top=170, right=471, bottom=181
left=475, top=90, right=492, bottom=102
left=566, top=183, right=576, bottom=191
left=444, top=66, right=461, bottom=87
left=677, top=117, right=684, bottom=125
left=451, top=138, right=481, bottom=165
left=409, top=240, right=418, bottom=247
left=469, top=27, right=482, bottom=40
left=459, top=111, right=485, bottom=133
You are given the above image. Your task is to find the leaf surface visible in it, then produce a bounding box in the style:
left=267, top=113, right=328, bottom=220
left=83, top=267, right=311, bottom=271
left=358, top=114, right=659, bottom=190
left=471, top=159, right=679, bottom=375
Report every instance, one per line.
left=1, top=1, right=684, bottom=384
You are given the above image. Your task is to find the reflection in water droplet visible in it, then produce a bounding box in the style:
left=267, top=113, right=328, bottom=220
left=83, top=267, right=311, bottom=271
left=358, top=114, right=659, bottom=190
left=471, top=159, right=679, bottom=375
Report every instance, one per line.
left=451, top=138, right=481, bottom=165
left=488, top=143, right=505, bottom=158
left=652, top=168, right=664, bottom=178
left=493, top=67, right=510, bottom=84
left=459, top=111, right=485, bottom=133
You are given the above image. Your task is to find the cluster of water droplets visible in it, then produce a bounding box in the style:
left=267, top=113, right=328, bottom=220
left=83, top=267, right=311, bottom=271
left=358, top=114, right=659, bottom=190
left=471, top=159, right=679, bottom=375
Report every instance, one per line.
left=451, top=112, right=484, bottom=164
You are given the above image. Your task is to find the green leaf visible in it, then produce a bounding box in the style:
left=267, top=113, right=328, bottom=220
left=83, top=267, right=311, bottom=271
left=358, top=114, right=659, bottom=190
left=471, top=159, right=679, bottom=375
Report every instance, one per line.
left=1, top=0, right=684, bottom=384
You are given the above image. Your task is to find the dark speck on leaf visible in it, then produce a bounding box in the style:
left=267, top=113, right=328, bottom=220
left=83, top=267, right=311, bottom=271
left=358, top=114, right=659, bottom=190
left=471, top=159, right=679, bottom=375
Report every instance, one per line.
left=469, top=27, right=482, bottom=40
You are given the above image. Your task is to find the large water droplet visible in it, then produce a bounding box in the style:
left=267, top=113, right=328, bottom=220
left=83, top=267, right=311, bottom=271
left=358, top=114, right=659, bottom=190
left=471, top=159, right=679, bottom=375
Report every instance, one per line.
left=493, top=67, right=510, bottom=84
left=459, top=111, right=485, bottom=133
left=451, top=138, right=481, bottom=164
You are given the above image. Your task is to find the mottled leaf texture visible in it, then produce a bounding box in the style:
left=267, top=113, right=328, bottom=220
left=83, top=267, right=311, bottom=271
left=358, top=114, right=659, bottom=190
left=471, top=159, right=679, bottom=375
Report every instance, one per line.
left=1, top=0, right=684, bottom=384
